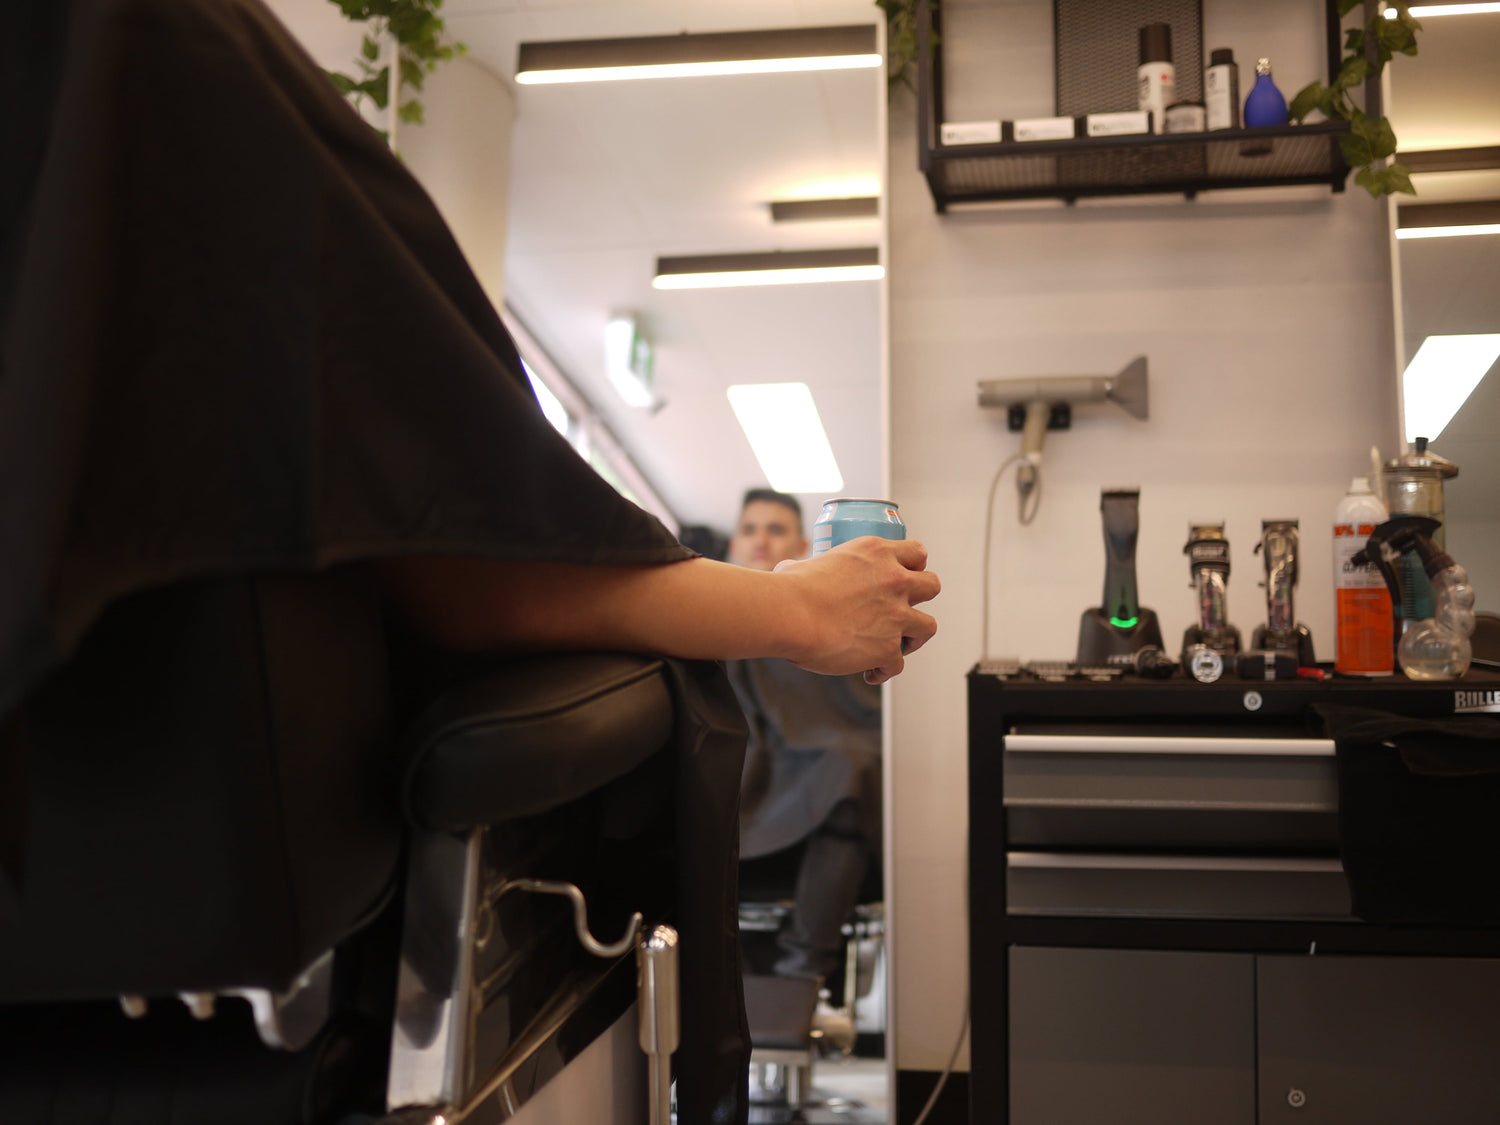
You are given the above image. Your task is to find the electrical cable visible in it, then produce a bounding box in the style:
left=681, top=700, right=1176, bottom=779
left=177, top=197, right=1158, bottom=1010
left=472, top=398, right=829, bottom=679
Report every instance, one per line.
left=907, top=839, right=972, bottom=1125
left=981, top=452, right=1023, bottom=661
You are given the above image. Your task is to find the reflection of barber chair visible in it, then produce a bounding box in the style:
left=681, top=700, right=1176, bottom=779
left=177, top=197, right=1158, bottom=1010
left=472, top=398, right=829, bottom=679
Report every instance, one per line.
left=0, top=573, right=688, bottom=1124
left=738, top=841, right=885, bottom=1111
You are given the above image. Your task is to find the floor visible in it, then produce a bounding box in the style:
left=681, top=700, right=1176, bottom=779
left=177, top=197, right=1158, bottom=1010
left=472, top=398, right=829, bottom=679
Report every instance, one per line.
left=747, top=1054, right=888, bottom=1125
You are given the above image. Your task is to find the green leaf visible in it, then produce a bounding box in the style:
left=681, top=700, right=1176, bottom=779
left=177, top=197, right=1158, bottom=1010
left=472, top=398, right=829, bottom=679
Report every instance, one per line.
left=1335, top=54, right=1371, bottom=90
left=1377, top=16, right=1418, bottom=58
left=363, top=67, right=390, bottom=108
left=398, top=99, right=425, bottom=125
left=1371, top=115, right=1398, bottom=160
left=399, top=54, right=425, bottom=90
left=1337, top=0, right=1362, bottom=16
left=1354, top=164, right=1417, bottom=199
left=1289, top=81, right=1326, bottom=123
left=1354, top=165, right=1382, bottom=195
left=325, top=69, right=359, bottom=95
left=361, top=34, right=380, bottom=60
left=1385, top=162, right=1416, bottom=195
left=1340, top=129, right=1375, bottom=169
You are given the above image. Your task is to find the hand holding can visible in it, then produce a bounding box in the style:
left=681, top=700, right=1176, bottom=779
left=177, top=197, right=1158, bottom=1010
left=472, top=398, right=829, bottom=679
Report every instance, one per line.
left=800, top=499, right=931, bottom=679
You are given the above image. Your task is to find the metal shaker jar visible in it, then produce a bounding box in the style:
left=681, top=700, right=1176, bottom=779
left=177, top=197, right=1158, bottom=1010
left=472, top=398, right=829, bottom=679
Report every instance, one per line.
left=1383, top=437, right=1458, bottom=545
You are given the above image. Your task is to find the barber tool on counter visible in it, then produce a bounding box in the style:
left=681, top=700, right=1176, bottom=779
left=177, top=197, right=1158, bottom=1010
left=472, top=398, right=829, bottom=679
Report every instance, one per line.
left=1333, top=477, right=1394, bottom=676
left=1077, top=488, right=1164, bottom=664
left=1380, top=438, right=1459, bottom=630
left=1250, top=519, right=1316, bottom=667
left=1353, top=516, right=1476, bottom=681
left=1179, top=522, right=1242, bottom=677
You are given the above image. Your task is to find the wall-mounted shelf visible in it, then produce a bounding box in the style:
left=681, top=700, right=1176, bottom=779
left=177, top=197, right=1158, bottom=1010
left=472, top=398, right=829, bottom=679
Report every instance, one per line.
left=926, top=122, right=1351, bottom=207
left=917, top=0, right=1374, bottom=212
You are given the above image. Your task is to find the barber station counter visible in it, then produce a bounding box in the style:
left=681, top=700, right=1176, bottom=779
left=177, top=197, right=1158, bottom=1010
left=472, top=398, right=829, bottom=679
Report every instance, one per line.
left=967, top=667, right=1500, bottom=1125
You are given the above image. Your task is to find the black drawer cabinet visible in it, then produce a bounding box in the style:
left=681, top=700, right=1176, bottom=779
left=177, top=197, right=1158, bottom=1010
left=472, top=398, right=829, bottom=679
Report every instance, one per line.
left=968, top=670, right=1500, bottom=1125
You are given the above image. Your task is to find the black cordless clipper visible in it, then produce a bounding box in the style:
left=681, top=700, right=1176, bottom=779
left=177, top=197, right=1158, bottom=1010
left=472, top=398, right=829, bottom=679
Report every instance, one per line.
left=1077, top=488, right=1163, bottom=664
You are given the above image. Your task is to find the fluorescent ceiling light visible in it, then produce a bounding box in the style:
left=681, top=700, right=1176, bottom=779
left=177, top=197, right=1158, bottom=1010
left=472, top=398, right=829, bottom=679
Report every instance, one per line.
left=782, top=177, right=883, bottom=200
left=1395, top=199, right=1500, bottom=238
left=1402, top=334, right=1500, bottom=443
left=654, top=248, right=882, bottom=289
left=770, top=197, right=880, bottom=222
left=1396, top=224, right=1500, bottom=238
left=727, top=383, right=844, bottom=494
left=1387, top=2, right=1500, bottom=15
left=517, top=26, right=878, bottom=85
left=1398, top=146, right=1500, bottom=174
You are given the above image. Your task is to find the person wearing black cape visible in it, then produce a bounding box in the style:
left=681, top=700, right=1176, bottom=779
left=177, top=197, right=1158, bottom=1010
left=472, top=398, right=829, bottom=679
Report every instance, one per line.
left=0, top=1, right=939, bottom=1122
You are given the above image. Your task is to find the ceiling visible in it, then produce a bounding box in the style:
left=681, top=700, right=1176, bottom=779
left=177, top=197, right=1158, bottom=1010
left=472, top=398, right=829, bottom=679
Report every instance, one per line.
left=445, top=0, right=886, bottom=535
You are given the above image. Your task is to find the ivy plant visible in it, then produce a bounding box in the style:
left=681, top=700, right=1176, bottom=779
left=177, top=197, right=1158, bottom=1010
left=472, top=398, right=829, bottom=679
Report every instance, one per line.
left=325, top=0, right=465, bottom=142
left=875, top=0, right=936, bottom=95
left=1288, top=0, right=1421, bottom=198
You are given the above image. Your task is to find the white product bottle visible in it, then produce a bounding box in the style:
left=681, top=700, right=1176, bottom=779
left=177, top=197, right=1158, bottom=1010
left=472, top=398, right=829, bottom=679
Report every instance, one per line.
left=1138, top=23, right=1176, bottom=135
left=1333, top=477, right=1393, bottom=675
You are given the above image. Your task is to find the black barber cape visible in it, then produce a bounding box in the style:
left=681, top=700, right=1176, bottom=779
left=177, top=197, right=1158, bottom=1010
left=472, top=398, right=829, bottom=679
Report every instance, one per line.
left=729, top=659, right=881, bottom=859
left=0, top=1, right=748, bottom=1120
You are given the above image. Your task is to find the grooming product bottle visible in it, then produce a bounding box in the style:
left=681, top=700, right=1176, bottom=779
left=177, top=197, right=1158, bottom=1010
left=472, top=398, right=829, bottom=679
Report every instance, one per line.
left=1352, top=517, right=1476, bottom=680
left=1333, top=477, right=1393, bottom=675
left=1382, top=438, right=1459, bottom=628
left=1243, top=58, right=1288, bottom=127
left=1138, top=23, right=1175, bottom=135
left=1205, top=48, right=1240, bottom=130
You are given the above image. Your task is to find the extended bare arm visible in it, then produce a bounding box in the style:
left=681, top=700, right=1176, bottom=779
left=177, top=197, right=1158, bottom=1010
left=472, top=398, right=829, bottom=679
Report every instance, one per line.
left=373, top=536, right=940, bottom=684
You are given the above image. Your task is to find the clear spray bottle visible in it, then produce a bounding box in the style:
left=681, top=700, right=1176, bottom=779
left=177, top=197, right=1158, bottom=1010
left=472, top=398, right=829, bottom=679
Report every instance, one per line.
left=1352, top=516, right=1476, bottom=680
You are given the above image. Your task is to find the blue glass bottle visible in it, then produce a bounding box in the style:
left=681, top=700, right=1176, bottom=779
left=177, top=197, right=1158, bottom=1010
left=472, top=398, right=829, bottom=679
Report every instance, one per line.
left=1243, top=57, right=1288, bottom=127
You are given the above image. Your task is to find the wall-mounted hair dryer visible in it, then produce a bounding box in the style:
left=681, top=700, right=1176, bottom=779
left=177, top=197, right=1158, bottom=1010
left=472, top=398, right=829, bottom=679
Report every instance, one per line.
left=977, top=358, right=1149, bottom=517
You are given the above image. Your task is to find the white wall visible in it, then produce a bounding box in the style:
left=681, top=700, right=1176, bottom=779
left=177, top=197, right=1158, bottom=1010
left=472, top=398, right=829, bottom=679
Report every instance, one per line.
left=400, top=58, right=515, bottom=308
left=263, top=0, right=514, bottom=306
left=885, top=0, right=1398, bottom=1074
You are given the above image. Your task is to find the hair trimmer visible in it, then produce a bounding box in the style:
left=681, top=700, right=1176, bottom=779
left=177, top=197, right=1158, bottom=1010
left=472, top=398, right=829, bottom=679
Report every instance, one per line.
left=1250, top=519, right=1315, bottom=666
left=1077, top=489, right=1163, bottom=664
left=1179, top=522, right=1242, bottom=663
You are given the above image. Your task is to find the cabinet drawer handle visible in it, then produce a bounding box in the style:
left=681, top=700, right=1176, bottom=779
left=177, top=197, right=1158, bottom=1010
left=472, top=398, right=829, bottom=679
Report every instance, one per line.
left=1004, top=797, right=1337, bottom=813
left=1004, top=735, right=1335, bottom=757
left=1007, top=852, right=1344, bottom=874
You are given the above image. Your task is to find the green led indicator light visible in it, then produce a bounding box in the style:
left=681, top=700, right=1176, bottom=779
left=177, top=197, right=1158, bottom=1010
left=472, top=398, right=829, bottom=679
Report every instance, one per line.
left=1110, top=615, right=1139, bottom=629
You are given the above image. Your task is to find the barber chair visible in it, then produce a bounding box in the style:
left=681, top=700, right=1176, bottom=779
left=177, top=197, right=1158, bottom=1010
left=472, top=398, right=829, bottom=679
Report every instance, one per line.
left=737, top=844, right=885, bottom=1113
left=0, top=572, right=689, bottom=1125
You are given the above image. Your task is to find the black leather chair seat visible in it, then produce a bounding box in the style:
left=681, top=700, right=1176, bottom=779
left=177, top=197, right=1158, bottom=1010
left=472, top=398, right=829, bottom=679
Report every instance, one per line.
left=400, top=653, right=674, bottom=832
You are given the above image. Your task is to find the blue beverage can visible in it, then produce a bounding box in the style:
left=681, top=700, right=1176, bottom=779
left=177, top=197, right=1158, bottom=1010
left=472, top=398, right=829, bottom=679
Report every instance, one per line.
left=811, top=498, right=906, bottom=555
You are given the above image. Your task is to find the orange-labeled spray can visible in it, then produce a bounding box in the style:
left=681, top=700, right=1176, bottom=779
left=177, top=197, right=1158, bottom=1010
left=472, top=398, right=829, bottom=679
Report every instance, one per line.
left=1333, top=477, right=1393, bottom=675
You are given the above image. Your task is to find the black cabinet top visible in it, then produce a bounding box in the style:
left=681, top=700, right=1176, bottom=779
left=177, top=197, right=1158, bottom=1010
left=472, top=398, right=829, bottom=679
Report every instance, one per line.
left=969, top=665, right=1500, bottom=725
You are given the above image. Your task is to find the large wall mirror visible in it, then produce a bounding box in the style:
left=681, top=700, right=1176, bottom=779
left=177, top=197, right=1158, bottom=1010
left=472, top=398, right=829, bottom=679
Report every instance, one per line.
left=466, top=1, right=887, bottom=544
left=1387, top=4, right=1500, bottom=613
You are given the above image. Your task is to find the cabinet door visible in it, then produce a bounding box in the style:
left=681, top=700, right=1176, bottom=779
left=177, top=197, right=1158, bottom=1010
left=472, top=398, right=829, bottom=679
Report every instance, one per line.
left=1258, top=955, right=1500, bottom=1124
left=1009, top=947, right=1255, bottom=1125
